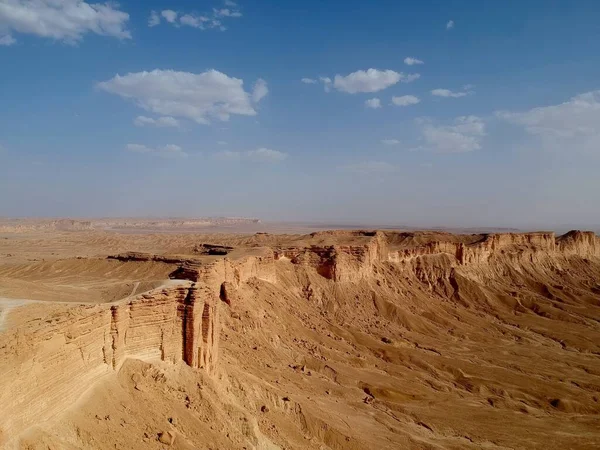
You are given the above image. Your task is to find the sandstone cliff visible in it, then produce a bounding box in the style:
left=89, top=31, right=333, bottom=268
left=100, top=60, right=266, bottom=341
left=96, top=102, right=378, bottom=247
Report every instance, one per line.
left=0, top=250, right=275, bottom=445
left=1, top=229, right=600, bottom=449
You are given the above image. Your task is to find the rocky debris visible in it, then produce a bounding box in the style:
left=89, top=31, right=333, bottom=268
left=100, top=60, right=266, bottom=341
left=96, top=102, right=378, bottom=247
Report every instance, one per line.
left=169, top=262, right=204, bottom=282
left=108, top=252, right=202, bottom=266
left=193, top=244, right=234, bottom=256
left=219, top=281, right=237, bottom=306
left=158, top=430, right=175, bottom=445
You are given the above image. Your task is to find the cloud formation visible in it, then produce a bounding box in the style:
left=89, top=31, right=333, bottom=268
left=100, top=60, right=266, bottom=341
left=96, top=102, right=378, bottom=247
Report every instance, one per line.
left=381, top=139, right=400, bottom=145
left=133, top=116, right=180, bottom=128
left=98, top=69, right=267, bottom=125
left=0, top=34, right=15, bottom=45
left=301, top=78, right=317, bottom=84
left=404, top=57, right=424, bottom=66
left=365, top=98, right=382, bottom=109
left=0, top=0, right=130, bottom=43
left=149, top=4, right=242, bottom=31
left=126, top=143, right=188, bottom=158
left=252, top=78, right=268, bottom=103
left=148, top=10, right=160, bottom=27
left=446, top=20, right=454, bottom=30
left=421, top=116, right=485, bottom=153
left=497, top=90, right=600, bottom=152
left=392, top=95, right=420, bottom=106
left=431, top=88, right=472, bottom=98
left=216, top=148, right=287, bottom=162
left=332, top=69, right=419, bottom=94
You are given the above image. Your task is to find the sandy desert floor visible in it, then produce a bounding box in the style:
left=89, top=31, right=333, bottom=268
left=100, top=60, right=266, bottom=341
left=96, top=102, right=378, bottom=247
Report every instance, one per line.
left=1, top=224, right=600, bottom=449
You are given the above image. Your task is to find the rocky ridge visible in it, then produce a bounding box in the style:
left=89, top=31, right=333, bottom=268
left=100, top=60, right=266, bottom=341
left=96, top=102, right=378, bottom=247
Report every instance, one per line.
left=1, top=229, right=599, bottom=448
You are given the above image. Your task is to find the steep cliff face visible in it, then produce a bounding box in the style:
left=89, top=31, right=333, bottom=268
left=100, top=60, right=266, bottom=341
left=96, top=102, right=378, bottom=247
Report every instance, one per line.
left=2, top=229, right=600, bottom=449
left=557, top=230, right=600, bottom=257
left=0, top=249, right=277, bottom=445
left=0, top=282, right=223, bottom=443
left=275, top=230, right=600, bottom=285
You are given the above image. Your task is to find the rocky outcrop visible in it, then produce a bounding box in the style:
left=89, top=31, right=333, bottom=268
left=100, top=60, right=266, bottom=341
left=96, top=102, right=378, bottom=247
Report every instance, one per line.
left=557, top=230, right=600, bottom=257
left=169, top=250, right=277, bottom=292
left=0, top=247, right=278, bottom=445
left=275, top=231, right=600, bottom=283
left=274, top=232, right=387, bottom=282
left=0, top=282, right=221, bottom=443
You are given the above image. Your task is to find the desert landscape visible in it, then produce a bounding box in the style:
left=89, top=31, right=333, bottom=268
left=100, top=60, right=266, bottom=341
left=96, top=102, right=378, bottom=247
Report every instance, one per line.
left=1, top=219, right=599, bottom=449
left=2, top=1, right=599, bottom=448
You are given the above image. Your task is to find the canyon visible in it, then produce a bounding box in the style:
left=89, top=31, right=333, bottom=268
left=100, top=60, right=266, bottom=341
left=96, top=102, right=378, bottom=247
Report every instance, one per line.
left=0, top=228, right=599, bottom=449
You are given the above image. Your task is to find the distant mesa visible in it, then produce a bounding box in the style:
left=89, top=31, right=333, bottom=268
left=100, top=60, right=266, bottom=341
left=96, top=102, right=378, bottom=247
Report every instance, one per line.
left=0, top=217, right=261, bottom=233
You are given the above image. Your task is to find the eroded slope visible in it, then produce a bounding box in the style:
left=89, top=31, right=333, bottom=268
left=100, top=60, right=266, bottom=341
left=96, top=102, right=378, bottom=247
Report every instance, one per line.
left=1, top=230, right=600, bottom=449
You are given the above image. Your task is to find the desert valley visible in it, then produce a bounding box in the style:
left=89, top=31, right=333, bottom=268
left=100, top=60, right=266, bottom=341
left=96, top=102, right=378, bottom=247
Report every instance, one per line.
left=2, top=1, right=600, bottom=448
left=0, top=219, right=599, bottom=449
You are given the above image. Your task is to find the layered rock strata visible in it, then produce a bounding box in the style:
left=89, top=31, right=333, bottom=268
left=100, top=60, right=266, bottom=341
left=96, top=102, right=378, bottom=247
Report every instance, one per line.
left=0, top=251, right=276, bottom=444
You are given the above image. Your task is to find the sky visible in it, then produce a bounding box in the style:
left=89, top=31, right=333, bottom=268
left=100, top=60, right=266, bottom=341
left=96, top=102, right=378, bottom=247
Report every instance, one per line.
left=0, top=0, right=599, bottom=228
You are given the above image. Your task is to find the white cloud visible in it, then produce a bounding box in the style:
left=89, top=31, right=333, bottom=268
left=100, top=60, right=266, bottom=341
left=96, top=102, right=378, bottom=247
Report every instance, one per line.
left=381, top=139, right=400, bottom=145
left=331, top=69, right=418, bottom=94
left=133, top=116, right=180, bottom=128
left=496, top=90, right=600, bottom=152
left=213, top=8, right=242, bottom=18
left=98, top=69, right=266, bottom=125
left=446, top=20, right=454, bottom=30
left=148, top=10, right=160, bottom=27
left=320, top=76, right=332, bottom=92
left=301, top=78, right=317, bottom=84
left=392, top=95, right=420, bottom=106
left=421, top=116, right=485, bottom=153
left=0, top=0, right=130, bottom=42
left=217, top=141, right=227, bottom=145
left=402, top=73, right=421, bottom=83
left=216, top=148, right=287, bottom=162
left=0, top=34, right=15, bottom=45
left=126, top=143, right=188, bottom=158
left=404, top=57, right=424, bottom=66
left=365, top=98, right=382, bottom=109
left=340, top=161, right=397, bottom=173
left=151, top=5, right=242, bottom=31
left=161, top=10, right=178, bottom=23
left=431, top=88, right=471, bottom=98
left=179, top=14, right=210, bottom=28
left=252, top=78, right=268, bottom=103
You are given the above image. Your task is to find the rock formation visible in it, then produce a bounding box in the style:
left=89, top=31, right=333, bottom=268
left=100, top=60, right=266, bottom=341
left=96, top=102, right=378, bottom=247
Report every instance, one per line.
left=1, top=229, right=600, bottom=449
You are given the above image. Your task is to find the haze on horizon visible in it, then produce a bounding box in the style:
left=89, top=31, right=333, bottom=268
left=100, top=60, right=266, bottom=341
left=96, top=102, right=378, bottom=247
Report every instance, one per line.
left=1, top=0, right=599, bottom=230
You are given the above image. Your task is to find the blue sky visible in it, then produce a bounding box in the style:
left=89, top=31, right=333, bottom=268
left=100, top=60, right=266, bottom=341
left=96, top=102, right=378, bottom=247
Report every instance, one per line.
left=1, top=0, right=599, bottom=228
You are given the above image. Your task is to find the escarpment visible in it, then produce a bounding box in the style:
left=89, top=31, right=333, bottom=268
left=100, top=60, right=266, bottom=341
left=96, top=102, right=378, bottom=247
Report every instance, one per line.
left=274, top=230, right=600, bottom=284
left=0, top=283, right=215, bottom=440
left=0, top=250, right=276, bottom=444
left=1, top=229, right=600, bottom=449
